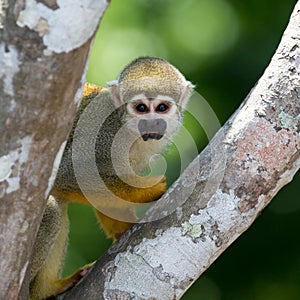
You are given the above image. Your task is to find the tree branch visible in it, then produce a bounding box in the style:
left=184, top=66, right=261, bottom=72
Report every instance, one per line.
left=63, top=1, right=300, bottom=299
left=0, top=1, right=109, bottom=299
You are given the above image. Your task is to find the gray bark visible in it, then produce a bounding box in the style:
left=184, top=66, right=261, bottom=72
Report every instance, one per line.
left=0, top=1, right=109, bottom=299
left=63, top=1, right=300, bottom=299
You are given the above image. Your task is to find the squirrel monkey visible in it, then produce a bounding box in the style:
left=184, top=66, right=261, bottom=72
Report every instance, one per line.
left=29, top=57, right=194, bottom=299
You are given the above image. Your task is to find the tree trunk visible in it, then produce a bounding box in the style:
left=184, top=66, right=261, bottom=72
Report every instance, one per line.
left=0, top=1, right=109, bottom=299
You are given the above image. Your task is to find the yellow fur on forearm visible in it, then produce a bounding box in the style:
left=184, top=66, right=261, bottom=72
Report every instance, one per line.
left=52, top=174, right=166, bottom=239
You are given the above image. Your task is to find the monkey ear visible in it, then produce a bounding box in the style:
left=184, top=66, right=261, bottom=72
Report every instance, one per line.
left=107, top=80, right=123, bottom=107
left=179, top=82, right=195, bottom=109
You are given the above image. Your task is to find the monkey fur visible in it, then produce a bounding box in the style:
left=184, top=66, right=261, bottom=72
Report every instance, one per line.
left=29, top=57, right=194, bottom=299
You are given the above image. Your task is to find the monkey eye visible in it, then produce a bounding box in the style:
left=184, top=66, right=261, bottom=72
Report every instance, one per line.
left=135, top=103, right=149, bottom=113
left=156, top=103, right=169, bottom=112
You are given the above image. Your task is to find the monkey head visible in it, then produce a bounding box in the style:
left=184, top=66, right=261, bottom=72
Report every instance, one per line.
left=108, top=57, right=194, bottom=143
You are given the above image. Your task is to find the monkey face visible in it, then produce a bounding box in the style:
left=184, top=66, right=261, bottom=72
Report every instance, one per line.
left=126, top=94, right=182, bottom=142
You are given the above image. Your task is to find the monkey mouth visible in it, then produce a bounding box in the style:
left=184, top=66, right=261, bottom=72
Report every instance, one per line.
left=141, top=132, right=164, bottom=141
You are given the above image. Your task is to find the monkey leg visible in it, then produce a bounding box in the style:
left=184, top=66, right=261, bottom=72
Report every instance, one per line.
left=30, top=196, right=70, bottom=299
left=29, top=196, right=92, bottom=300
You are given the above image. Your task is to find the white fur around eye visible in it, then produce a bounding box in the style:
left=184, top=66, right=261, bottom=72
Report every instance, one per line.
left=127, top=101, right=149, bottom=116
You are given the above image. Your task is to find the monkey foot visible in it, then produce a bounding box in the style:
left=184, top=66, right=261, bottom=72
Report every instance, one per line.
left=56, top=262, right=95, bottom=297
left=69, top=261, right=95, bottom=283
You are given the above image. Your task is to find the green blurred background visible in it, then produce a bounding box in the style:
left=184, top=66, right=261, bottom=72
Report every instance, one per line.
left=63, top=0, right=300, bottom=299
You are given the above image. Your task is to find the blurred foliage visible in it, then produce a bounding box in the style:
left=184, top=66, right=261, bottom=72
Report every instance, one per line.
left=64, top=0, right=300, bottom=299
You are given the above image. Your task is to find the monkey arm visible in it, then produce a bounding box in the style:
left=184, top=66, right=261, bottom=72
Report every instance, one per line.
left=52, top=173, right=166, bottom=240
left=95, top=174, right=166, bottom=240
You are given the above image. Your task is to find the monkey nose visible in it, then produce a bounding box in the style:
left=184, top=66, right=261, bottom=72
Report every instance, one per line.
left=138, top=119, right=167, bottom=141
